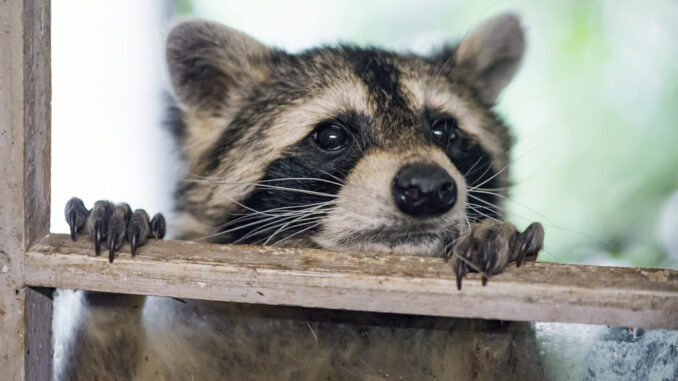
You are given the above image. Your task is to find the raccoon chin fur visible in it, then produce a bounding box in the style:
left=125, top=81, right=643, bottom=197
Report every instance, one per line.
left=58, top=12, right=547, bottom=381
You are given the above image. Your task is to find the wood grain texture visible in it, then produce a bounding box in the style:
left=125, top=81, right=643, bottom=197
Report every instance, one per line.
left=22, top=1, right=53, bottom=379
left=0, top=1, right=52, bottom=380
left=0, top=2, right=30, bottom=379
left=26, top=234, right=678, bottom=329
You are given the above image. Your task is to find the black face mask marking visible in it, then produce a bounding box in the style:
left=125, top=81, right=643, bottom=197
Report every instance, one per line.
left=423, top=109, right=501, bottom=221
left=172, top=46, right=507, bottom=245
left=213, top=111, right=373, bottom=245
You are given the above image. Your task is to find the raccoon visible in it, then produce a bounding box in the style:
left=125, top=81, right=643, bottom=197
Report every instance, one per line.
left=61, top=12, right=545, bottom=380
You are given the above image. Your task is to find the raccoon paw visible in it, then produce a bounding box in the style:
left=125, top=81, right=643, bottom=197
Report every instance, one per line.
left=65, top=197, right=166, bottom=263
left=448, top=220, right=543, bottom=290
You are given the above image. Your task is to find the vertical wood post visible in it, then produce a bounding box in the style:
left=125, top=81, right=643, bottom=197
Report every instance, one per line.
left=0, top=1, right=52, bottom=380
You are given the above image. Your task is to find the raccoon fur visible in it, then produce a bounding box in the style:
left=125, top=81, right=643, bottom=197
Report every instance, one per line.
left=61, top=12, right=545, bottom=380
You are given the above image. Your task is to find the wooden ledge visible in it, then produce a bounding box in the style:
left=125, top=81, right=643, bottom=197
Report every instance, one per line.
left=25, top=234, right=678, bottom=329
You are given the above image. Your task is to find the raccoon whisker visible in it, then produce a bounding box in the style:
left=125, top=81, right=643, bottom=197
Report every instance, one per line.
left=467, top=193, right=500, bottom=207
left=466, top=199, right=501, bottom=211
left=471, top=192, right=611, bottom=250
left=468, top=161, right=508, bottom=190
left=443, top=231, right=500, bottom=279
left=269, top=221, right=323, bottom=247
left=203, top=202, right=332, bottom=241
left=465, top=163, right=495, bottom=180
left=439, top=229, right=489, bottom=276
left=442, top=229, right=472, bottom=253
left=467, top=189, right=504, bottom=198
left=468, top=141, right=549, bottom=191
left=262, top=215, right=323, bottom=246
left=466, top=198, right=503, bottom=222
left=185, top=177, right=345, bottom=199
left=467, top=194, right=503, bottom=214
left=262, top=207, right=328, bottom=245
left=300, top=165, right=346, bottom=184
left=294, top=164, right=388, bottom=202
left=234, top=210, right=326, bottom=244
left=192, top=179, right=283, bottom=221
left=445, top=222, right=473, bottom=243
left=452, top=250, right=490, bottom=279
left=232, top=183, right=344, bottom=200
left=200, top=213, right=304, bottom=241
left=222, top=201, right=334, bottom=221
left=231, top=216, right=320, bottom=245
left=345, top=128, right=365, bottom=155
left=469, top=186, right=510, bottom=192
left=468, top=191, right=559, bottom=228
left=242, top=216, right=323, bottom=245
left=467, top=162, right=510, bottom=191
left=466, top=205, right=501, bottom=224
left=258, top=177, right=345, bottom=187
left=211, top=201, right=334, bottom=232
left=466, top=161, right=497, bottom=190
left=468, top=203, right=501, bottom=217
left=191, top=178, right=352, bottom=200
left=463, top=156, right=486, bottom=178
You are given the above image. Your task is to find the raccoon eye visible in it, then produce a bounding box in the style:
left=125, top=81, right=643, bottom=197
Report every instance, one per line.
left=430, top=117, right=458, bottom=144
left=313, top=122, right=349, bottom=151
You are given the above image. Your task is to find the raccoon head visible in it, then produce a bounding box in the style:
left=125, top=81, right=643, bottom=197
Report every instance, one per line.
left=166, top=13, right=524, bottom=256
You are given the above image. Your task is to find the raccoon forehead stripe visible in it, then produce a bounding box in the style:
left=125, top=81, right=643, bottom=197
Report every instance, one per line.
left=343, top=48, right=420, bottom=143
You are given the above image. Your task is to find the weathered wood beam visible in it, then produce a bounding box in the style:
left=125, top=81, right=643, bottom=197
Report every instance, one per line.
left=0, top=1, right=52, bottom=380
left=26, top=234, right=678, bottom=329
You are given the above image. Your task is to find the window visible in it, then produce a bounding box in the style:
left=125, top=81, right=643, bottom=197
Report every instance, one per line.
left=1, top=1, right=676, bottom=380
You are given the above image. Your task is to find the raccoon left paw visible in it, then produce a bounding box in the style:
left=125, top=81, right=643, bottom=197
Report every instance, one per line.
left=447, top=220, right=544, bottom=290
left=65, top=197, right=166, bottom=263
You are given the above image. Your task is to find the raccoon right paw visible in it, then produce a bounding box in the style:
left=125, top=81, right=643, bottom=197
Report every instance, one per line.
left=447, top=220, right=544, bottom=290
left=65, top=197, right=165, bottom=263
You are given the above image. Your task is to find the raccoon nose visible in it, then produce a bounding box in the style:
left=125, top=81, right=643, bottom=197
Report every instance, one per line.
left=392, top=163, right=457, bottom=217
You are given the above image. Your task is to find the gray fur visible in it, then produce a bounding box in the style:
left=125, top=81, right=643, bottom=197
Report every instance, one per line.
left=60, top=13, right=546, bottom=380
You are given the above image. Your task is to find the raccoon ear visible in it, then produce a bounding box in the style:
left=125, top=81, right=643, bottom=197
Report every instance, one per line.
left=166, top=20, right=271, bottom=111
left=451, top=13, right=525, bottom=105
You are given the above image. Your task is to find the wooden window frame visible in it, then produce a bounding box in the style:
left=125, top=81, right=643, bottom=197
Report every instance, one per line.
left=0, top=1, right=676, bottom=379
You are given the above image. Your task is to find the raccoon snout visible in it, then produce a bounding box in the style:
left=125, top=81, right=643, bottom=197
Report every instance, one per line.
left=392, top=163, right=457, bottom=217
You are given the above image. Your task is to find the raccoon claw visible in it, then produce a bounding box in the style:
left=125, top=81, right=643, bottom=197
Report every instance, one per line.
left=448, top=220, right=544, bottom=290
left=64, top=197, right=89, bottom=241
left=106, top=203, right=132, bottom=262
left=68, top=211, right=78, bottom=241
left=85, top=200, right=113, bottom=256
left=129, top=232, right=139, bottom=256
left=455, top=261, right=466, bottom=291
left=108, top=246, right=116, bottom=263
left=94, top=220, right=104, bottom=255
left=127, top=210, right=151, bottom=256
left=150, top=213, right=166, bottom=239
left=64, top=197, right=165, bottom=260
left=514, top=222, right=544, bottom=268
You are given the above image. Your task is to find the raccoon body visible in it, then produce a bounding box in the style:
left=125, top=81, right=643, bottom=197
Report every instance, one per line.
left=61, top=13, right=545, bottom=380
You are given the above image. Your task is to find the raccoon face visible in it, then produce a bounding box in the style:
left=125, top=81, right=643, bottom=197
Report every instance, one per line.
left=167, top=14, right=524, bottom=256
